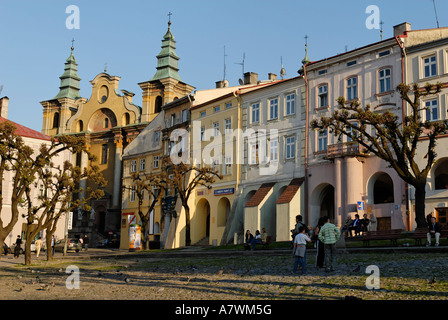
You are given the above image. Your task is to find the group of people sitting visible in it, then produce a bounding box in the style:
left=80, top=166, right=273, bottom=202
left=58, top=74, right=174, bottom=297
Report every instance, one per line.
left=244, top=228, right=268, bottom=251
left=341, top=213, right=376, bottom=237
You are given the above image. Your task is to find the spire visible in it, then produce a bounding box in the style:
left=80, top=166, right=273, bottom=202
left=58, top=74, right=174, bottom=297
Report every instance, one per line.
left=298, top=35, right=311, bottom=75
left=54, top=40, right=81, bottom=100
left=150, top=14, right=183, bottom=82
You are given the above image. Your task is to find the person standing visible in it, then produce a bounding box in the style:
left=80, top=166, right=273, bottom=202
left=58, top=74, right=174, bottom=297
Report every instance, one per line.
left=313, top=217, right=326, bottom=269
left=35, top=237, right=43, bottom=258
left=51, top=235, right=55, bottom=256
left=83, top=234, right=90, bottom=251
left=14, top=235, right=22, bottom=258
left=318, top=216, right=341, bottom=273
left=293, top=226, right=311, bottom=275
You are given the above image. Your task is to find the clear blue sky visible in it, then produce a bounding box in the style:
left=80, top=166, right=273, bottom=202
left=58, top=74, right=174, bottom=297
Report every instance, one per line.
left=1, top=0, right=447, bottom=131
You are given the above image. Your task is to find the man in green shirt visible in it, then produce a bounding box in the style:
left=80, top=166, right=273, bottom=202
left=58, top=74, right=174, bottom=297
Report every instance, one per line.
left=318, top=216, right=341, bottom=273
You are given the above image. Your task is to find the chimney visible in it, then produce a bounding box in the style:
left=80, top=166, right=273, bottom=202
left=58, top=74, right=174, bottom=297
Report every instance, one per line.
left=268, top=73, right=277, bottom=81
left=215, top=80, right=229, bottom=88
left=243, top=72, right=258, bottom=85
left=393, top=22, right=411, bottom=37
left=0, top=96, right=9, bottom=119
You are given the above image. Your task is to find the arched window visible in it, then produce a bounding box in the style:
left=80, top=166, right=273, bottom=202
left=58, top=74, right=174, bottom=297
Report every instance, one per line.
left=53, top=112, right=60, bottom=129
left=122, top=113, right=130, bottom=126
left=76, top=120, right=83, bottom=132
left=373, top=173, right=394, bottom=204
left=154, top=96, right=163, bottom=113
left=434, top=159, right=448, bottom=189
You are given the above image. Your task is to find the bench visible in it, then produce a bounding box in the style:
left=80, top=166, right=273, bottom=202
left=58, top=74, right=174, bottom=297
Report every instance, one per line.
left=361, top=229, right=402, bottom=247
left=408, top=225, right=448, bottom=245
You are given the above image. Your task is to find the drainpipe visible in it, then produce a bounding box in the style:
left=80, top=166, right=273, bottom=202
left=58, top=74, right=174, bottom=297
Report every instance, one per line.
left=303, top=65, right=310, bottom=223
left=395, top=35, right=411, bottom=231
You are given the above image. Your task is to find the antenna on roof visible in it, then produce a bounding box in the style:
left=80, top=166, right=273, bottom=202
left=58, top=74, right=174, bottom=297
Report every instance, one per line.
left=280, top=56, right=286, bottom=79
left=0, top=85, right=3, bottom=96
left=235, top=52, right=245, bottom=78
left=433, top=0, right=440, bottom=28
left=380, top=20, right=384, bottom=40
left=223, top=45, right=228, bottom=81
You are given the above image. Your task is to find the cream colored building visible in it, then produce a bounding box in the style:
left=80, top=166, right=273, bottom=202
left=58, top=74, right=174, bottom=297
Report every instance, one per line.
left=0, top=97, right=69, bottom=247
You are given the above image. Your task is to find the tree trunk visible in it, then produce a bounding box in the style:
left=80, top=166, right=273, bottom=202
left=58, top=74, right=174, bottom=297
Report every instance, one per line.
left=0, top=239, right=4, bottom=259
left=414, top=183, right=427, bottom=229
left=184, top=205, right=191, bottom=246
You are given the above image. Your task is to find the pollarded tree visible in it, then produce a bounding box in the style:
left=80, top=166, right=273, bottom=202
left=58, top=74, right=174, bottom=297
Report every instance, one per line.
left=20, top=140, right=106, bottom=265
left=163, top=157, right=222, bottom=246
left=310, top=82, right=447, bottom=228
left=124, top=171, right=166, bottom=250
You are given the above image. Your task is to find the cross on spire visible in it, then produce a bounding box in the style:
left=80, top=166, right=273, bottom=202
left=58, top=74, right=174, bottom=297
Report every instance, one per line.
left=71, top=38, right=75, bottom=50
left=168, top=12, right=172, bottom=25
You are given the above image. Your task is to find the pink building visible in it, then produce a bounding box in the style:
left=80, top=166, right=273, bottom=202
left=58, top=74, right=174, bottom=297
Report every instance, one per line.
left=304, top=26, right=409, bottom=231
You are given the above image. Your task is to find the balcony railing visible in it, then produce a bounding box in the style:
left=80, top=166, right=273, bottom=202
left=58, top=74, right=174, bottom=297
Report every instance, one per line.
left=326, top=142, right=365, bottom=158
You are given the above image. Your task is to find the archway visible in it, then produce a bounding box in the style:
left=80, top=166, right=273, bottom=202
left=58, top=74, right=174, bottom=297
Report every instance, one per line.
left=367, top=172, right=394, bottom=204
left=434, top=158, right=448, bottom=190
left=310, top=183, right=335, bottom=227
left=217, top=197, right=231, bottom=227
left=88, top=108, right=117, bottom=132
left=195, top=198, right=210, bottom=241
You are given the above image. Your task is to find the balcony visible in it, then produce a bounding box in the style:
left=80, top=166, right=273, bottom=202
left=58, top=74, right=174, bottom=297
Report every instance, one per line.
left=326, top=142, right=366, bottom=159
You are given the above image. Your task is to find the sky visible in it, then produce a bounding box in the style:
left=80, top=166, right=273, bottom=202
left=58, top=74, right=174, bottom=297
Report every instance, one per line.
left=1, top=0, right=448, bottom=132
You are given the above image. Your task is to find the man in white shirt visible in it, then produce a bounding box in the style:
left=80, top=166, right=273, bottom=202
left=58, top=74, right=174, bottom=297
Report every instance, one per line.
left=293, top=226, right=311, bottom=275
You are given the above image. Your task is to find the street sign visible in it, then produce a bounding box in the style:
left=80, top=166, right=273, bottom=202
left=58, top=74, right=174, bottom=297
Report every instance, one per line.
left=357, top=201, right=365, bottom=211
left=67, top=211, right=73, bottom=230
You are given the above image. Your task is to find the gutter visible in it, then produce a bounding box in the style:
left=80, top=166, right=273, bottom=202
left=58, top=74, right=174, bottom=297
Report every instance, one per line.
left=303, top=63, right=310, bottom=223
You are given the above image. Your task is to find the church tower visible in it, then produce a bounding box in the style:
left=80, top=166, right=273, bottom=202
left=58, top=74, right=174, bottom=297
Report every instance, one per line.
left=139, top=16, right=195, bottom=123
left=41, top=42, right=82, bottom=136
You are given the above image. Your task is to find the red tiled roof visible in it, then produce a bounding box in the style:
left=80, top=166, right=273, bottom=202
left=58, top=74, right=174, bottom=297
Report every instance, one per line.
left=0, top=117, right=51, bottom=141
left=276, top=178, right=305, bottom=204
left=245, top=182, right=276, bottom=208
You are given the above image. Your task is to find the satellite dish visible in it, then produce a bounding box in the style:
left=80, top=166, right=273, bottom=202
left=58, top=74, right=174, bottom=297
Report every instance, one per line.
left=238, top=79, right=244, bottom=85
left=280, top=68, right=286, bottom=77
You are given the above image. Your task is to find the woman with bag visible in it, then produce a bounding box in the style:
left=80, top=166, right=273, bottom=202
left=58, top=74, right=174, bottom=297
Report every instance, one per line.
left=293, top=226, right=311, bottom=275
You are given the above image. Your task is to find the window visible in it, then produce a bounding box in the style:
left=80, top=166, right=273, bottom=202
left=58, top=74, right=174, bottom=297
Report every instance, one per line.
left=270, top=139, right=278, bottom=162
left=104, top=118, right=109, bottom=128
left=52, top=113, right=60, bottom=129
left=224, top=118, right=231, bottom=134
left=318, top=85, right=328, bottom=108
left=181, top=109, right=188, bottom=122
left=223, top=156, right=232, bottom=175
left=213, top=122, right=220, bottom=136
left=424, top=55, right=437, bottom=78
left=251, top=103, right=260, bottom=123
left=226, top=102, right=232, bottom=109
left=153, top=156, right=159, bottom=168
left=285, top=94, right=295, bottom=115
left=101, top=144, right=108, bottom=164
left=346, top=123, right=358, bottom=142
left=140, top=158, right=146, bottom=171
left=130, top=186, right=136, bottom=202
left=318, top=69, right=327, bottom=75
left=379, top=50, right=390, bottom=57
left=212, top=159, right=221, bottom=174
left=347, top=60, right=357, bottom=67
left=269, top=98, right=278, bottom=120
left=200, top=126, right=205, bottom=141
left=130, top=159, right=137, bottom=172
left=214, top=106, right=220, bottom=113
left=249, top=143, right=259, bottom=164
left=379, top=68, right=392, bottom=93
left=318, top=130, right=328, bottom=151
left=170, top=114, right=175, bottom=127
left=154, top=131, right=161, bottom=143
left=425, top=99, right=439, bottom=121
left=346, top=77, right=358, bottom=100
left=285, top=136, right=295, bottom=159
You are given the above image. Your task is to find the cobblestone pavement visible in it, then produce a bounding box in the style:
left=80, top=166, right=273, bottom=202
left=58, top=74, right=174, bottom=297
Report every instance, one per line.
left=0, top=248, right=447, bottom=301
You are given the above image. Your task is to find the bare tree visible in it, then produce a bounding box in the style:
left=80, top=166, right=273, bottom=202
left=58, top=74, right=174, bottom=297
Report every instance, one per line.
left=163, top=158, right=222, bottom=246
left=124, top=171, right=166, bottom=250
left=310, top=82, right=447, bottom=228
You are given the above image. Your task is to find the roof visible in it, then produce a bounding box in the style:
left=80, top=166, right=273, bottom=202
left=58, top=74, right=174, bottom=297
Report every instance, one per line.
left=276, top=178, right=305, bottom=204
left=245, top=182, right=276, bottom=208
left=0, top=117, right=51, bottom=141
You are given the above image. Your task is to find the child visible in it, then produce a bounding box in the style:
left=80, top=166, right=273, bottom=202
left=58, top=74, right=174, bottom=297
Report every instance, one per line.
left=293, top=226, right=311, bottom=275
